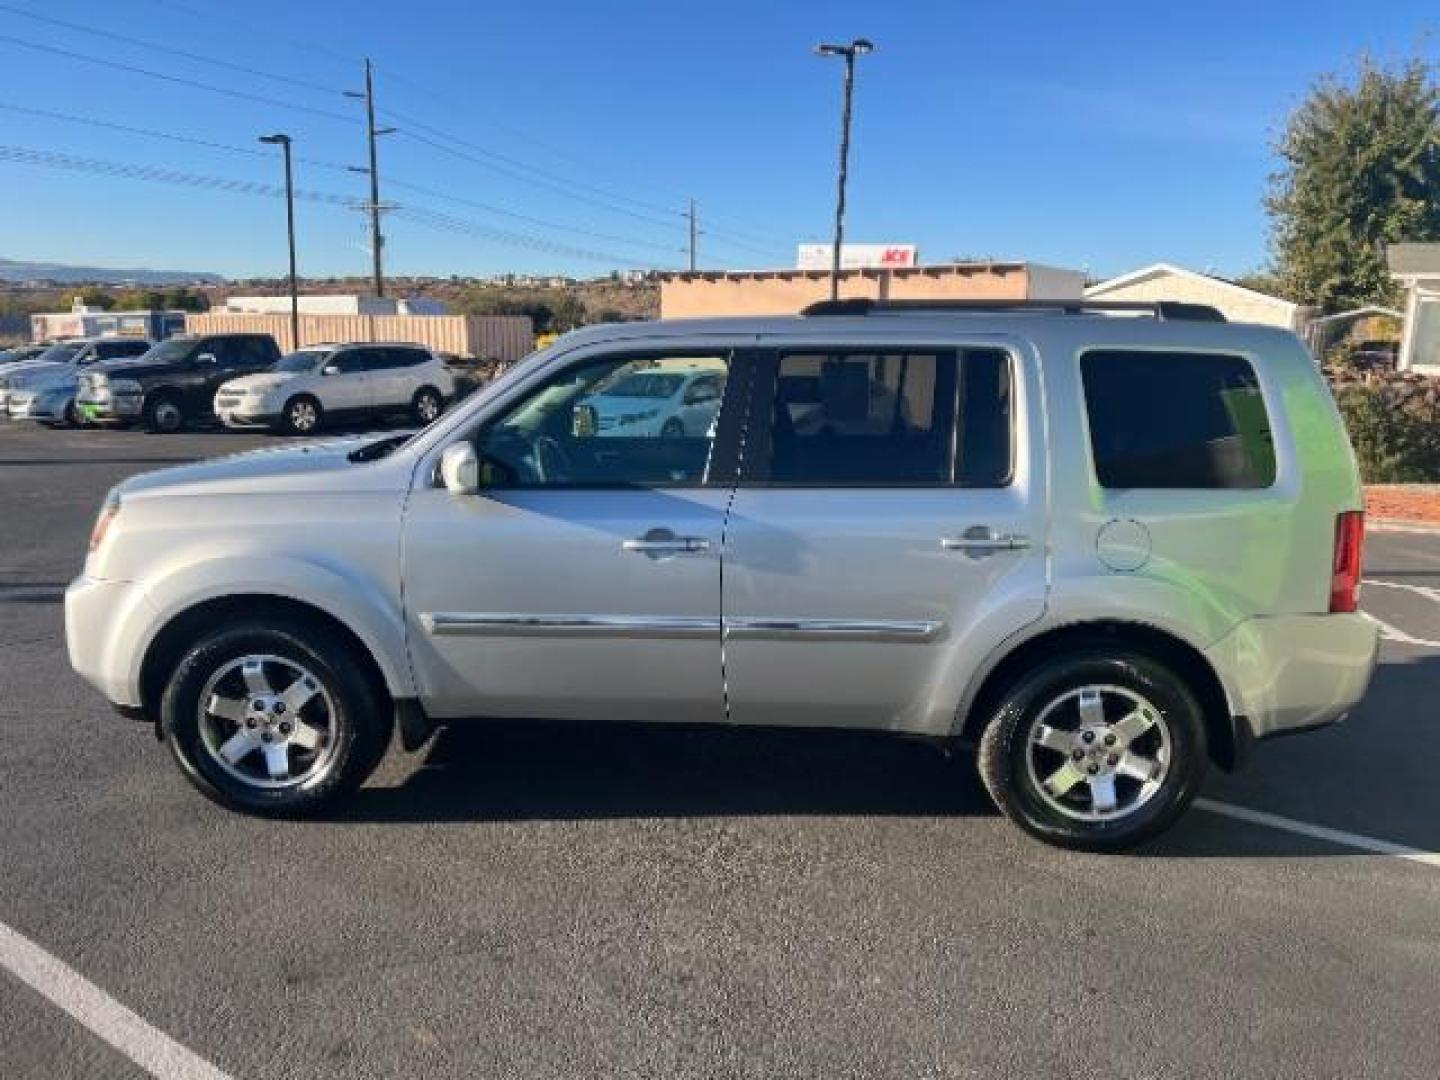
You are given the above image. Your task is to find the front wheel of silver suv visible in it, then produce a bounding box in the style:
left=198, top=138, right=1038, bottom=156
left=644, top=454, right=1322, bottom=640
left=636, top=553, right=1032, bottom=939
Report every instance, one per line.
left=977, top=650, right=1208, bottom=851
left=159, top=616, right=393, bottom=816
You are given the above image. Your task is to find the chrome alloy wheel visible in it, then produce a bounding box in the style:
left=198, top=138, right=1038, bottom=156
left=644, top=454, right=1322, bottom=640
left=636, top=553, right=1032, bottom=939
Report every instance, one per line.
left=416, top=391, right=440, bottom=422
left=196, top=654, right=339, bottom=790
left=1024, top=685, right=1172, bottom=823
left=288, top=399, right=319, bottom=432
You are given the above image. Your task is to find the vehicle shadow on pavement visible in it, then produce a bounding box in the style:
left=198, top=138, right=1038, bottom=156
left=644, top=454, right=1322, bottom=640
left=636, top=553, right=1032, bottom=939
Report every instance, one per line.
left=329, top=721, right=1001, bottom=823
left=1148, top=650, right=1440, bottom=859
left=326, top=653, right=1440, bottom=858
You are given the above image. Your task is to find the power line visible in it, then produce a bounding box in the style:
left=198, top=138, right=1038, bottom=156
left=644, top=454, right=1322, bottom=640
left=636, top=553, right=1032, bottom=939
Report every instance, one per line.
left=385, top=177, right=685, bottom=257
left=0, top=3, right=343, bottom=96
left=70, top=0, right=792, bottom=254
left=0, top=100, right=686, bottom=258
left=392, top=207, right=659, bottom=268
left=138, top=0, right=360, bottom=69
left=0, top=102, right=354, bottom=172
left=0, top=32, right=356, bottom=123
left=0, top=143, right=663, bottom=268
left=372, top=62, right=796, bottom=247
left=382, top=109, right=688, bottom=227
left=0, top=143, right=362, bottom=205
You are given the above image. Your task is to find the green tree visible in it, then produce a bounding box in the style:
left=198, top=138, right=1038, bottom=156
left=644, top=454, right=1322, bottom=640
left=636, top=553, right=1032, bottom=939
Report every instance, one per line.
left=1268, top=57, right=1440, bottom=311
left=73, top=286, right=116, bottom=310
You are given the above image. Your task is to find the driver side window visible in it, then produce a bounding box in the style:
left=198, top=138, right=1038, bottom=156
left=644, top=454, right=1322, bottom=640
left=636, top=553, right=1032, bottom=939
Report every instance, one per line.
left=476, top=352, right=731, bottom=488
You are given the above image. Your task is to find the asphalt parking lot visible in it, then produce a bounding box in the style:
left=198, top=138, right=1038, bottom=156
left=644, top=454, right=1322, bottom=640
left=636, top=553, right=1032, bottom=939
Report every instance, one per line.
left=3, top=421, right=1440, bottom=1079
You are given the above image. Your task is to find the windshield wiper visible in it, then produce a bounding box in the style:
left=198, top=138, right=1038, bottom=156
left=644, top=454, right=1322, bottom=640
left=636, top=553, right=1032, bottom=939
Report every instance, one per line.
left=348, top=433, right=412, bottom=463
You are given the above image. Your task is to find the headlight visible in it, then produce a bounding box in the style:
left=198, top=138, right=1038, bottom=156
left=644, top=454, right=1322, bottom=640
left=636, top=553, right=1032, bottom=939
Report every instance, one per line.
left=108, top=378, right=143, bottom=394
left=89, top=490, right=122, bottom=552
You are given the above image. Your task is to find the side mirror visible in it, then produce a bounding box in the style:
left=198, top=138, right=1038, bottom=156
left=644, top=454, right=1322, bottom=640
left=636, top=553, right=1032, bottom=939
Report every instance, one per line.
left=439, top=442, right=480, bottom=495
left=195, top=352, right=217, bottom=365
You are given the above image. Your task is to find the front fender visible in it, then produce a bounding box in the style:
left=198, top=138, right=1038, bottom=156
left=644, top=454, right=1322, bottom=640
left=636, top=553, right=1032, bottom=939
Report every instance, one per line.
left=133, top=555, right=415, bottom=700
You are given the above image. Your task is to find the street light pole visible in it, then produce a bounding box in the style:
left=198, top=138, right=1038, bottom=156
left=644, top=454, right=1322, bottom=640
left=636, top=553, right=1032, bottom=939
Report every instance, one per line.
left=259, top=133, right=299, bottom=351
left=814, top=38, right=874, bottom=301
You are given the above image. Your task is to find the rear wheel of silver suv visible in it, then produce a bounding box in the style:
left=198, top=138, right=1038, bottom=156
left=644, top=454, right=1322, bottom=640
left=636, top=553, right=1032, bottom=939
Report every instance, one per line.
left=977, top=650, right=1208, bottom=851
left=159, top=616, right=393, bottom=815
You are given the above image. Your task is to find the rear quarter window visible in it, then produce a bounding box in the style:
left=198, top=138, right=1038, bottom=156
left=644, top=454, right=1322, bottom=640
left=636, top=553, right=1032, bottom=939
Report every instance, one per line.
left=1081, top=349, right=1276, bottom=489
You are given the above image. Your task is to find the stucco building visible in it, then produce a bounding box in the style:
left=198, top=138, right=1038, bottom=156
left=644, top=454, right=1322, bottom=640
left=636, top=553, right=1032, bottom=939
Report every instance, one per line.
left=659, top=261, right=1086, bottom=319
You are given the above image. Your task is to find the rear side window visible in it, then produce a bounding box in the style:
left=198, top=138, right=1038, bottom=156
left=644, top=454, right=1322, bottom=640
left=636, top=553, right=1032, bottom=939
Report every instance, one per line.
left=1081, top=349, right=1275, bottom=489
left=751, top=348, right=1012, bottom=486
left=97, top=340, right=149, bottom=360
left=330, top=349, right=372, bottom=374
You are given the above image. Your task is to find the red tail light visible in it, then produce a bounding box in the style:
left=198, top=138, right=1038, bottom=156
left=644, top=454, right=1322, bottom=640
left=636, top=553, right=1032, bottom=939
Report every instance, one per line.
left=1330, top=511, right=1364, bottom=613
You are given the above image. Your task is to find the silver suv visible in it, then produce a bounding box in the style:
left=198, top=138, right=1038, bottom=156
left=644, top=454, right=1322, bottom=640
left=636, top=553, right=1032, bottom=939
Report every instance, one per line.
left=65, top=301, right=1378, bottom=850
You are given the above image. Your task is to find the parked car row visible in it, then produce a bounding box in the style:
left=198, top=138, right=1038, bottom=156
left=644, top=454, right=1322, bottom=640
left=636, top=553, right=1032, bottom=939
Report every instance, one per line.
left=0, top=333, right=457, bottom=435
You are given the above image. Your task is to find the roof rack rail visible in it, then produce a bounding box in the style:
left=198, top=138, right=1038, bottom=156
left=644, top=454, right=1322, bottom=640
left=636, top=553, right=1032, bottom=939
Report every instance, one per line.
left=799, top=299, right=1227, bottom=322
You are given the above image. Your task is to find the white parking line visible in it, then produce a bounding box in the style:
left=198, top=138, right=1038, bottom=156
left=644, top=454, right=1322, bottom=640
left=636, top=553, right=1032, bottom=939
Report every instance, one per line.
left=1360, top=578, right=1440, bottom=648
left=0, top=920, right=233, bottom=1080
left=1197, top=798, right=1440, bottom=868
left=1361, top=610, right=1440, bottom=648
left=1364, top=577, right=1440, bottom=604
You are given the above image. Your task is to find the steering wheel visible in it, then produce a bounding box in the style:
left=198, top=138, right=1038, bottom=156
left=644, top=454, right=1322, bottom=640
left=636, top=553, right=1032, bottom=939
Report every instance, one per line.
left=532, top=435, right=574, bottom=484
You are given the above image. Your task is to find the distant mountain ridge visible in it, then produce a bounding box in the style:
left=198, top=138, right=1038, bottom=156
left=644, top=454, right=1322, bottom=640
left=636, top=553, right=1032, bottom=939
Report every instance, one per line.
left=0, top=256, right=224, bottom=285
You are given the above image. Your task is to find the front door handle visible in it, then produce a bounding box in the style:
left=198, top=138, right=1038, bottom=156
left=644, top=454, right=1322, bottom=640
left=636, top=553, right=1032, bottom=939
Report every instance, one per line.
left=622, top=528, right=711, bottom=559
left=941, top=526, right=1031, bottom=554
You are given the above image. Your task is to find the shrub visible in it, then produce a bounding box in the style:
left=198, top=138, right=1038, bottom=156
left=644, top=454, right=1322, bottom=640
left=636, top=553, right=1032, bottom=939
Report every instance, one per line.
left=1330, top=372, right=1440, bottom=482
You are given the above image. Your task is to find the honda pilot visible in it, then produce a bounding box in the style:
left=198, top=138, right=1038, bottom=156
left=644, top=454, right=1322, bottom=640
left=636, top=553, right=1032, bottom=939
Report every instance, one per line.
left=65, top=301, right=1378, bottom=850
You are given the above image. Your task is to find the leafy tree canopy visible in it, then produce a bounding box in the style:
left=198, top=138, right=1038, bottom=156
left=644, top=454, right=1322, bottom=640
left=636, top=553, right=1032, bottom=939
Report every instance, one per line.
left=1268, top=56, right=1440, bottom=312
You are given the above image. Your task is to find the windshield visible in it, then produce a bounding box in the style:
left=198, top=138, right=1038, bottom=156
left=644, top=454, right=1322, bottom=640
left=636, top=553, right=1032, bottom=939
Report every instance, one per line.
left=275, top=349, right=332, bottom=374
left=132, top=338, right=194, bottom=365
left=597, top=373, right=683, bottom=399
left=34, top=343, right=82, bottom=365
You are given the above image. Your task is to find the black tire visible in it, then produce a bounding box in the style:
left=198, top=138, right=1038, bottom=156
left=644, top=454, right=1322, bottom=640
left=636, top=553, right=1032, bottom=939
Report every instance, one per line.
left=660, top=417, right=685, bottom=438
left=976, top=650, right=1208, bottom=851
left=159, top=615, right=393, bottom=816
left=62, top=400, right=79, bottom=427
left=143, top=393, right=186, bottom=434
left=281, top=394, right=323, bottom=436
left=411, top=386, right=443, bottom=425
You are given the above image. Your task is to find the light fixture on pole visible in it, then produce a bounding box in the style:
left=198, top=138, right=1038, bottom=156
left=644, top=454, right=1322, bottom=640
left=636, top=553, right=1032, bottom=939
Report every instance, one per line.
left=258, top=133, right=300, bottom=351
left=814, top=37, right=874, bottom=301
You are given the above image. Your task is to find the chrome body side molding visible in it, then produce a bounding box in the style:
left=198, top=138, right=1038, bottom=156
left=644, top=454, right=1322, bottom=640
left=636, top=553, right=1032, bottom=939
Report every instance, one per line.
left=421, top=613, right=720, bottom=639
left=723, top=617, right=945, bottom=643
left=421, top=613, right=945, bottom=644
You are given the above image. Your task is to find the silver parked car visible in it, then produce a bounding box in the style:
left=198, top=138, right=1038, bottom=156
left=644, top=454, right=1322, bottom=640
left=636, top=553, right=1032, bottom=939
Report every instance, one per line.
left=1, top=336, right=152, bottom=424
left=65, top=301, right=1377, bottom=850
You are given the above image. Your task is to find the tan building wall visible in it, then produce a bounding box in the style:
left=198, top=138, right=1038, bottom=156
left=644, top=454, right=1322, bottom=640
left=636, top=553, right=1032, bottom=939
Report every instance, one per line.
left=1086, top=266, right=1301, bottom=330
left=184, top=313, right=534, bottom=360
left=659, top=262, right=1085, bottom=318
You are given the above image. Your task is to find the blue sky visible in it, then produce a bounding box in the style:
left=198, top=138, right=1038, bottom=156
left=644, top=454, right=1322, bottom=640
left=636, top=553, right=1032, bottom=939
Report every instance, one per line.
left=0, top=0, right=1435, bottom=281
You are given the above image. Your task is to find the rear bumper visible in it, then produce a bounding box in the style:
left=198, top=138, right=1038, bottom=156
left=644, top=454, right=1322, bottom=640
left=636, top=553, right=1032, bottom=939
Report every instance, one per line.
left=1206, top=612, right=1379, bottom=741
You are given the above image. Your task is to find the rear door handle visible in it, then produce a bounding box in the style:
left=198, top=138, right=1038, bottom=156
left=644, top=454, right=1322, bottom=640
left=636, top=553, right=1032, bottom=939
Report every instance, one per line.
left=941, top=526, right=1031, bottom=553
